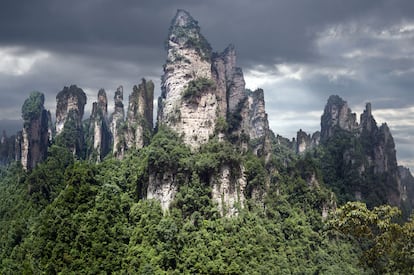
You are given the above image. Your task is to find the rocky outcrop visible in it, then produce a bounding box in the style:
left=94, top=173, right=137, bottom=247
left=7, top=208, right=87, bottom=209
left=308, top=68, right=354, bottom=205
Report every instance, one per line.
left=296, top=129, right=320, bottom=154
left=158, top=9, right=216, bottom=148
left=125, top=79, right=154, bottom=150
left=158, top=9, right=271, bottom=154
left=321, top=95, right=358, bottom=142
left=56, top=85, right=87, bottom=136
left=110, top=86, right=125, bottom=158
left=20, top=92, right=51, bottom=170
left=55, top=85, right=87, bottom=157
left=86, top=89, right=111, bottom=162
left=211, top=164, right=246, bottom=217
left=0, top=131, right=18, bottom=166
left=152, top=9, right=273, bottom=215
left=399, top=166, right=414, bottom=216
left=147, top=171, right=178, bottom=212
left=320, top=96, right=402, bottom=207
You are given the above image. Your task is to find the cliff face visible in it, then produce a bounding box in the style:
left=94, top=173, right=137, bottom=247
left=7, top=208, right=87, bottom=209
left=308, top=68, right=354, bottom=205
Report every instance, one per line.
left=86, top=89, right=111, bottom=162
left=158, top=10, right=271, bottom=153
left=56, top=85, right=87, bottom=135
left=125, top=79, right=154, bottom=150
left=55, top=85, right=87, bottom=157
left=399, top=166, right=414, bottom=216
left=296, top=129, right=320, bottom=154
left=0, top=131, right=18, bottom=166
left=152, top=10, right=272, bottom=215
left=158, top=9, right=217, bottom=148
left=20, top=92, right=51, bottom=170
left=320, top=95, right=358, bottom=142
left=320, top=96, right=402, bottom=207
left=110, top=86, right=125, bottom=158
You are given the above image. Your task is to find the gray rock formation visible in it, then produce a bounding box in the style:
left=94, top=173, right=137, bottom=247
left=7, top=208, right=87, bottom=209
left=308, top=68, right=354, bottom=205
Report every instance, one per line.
left=125, top=79, right=154, bottom=150
left=296, top=129, right=320, bottom=154
left=110, top=86, right=125, bottom=158
left=321, top=95, right=358, bottom=142
left=153, top=9, right=272, bottom=215
left=158, top=9, right=217, bottom=148
left=399, top=166, right=414, bottom=216
left=147, top=171, right=178, bottom=212
left=211, top=164, right=247, bottom=217
left=56, top=85, right=87, bottom=135
left=87, top=89, right=111, bottom=162
left=55, top=85, right=87, bottom=156
left=321, top=96, right=402, bottom=207
left=0, top=131, right=18, bottom=166
left=20, top=92, right=51, bottom=170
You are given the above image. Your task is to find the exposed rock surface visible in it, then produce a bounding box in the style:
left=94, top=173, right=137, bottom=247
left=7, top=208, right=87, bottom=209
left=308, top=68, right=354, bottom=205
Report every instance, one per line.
left=321, top=96, right=402, bottom=207
left=158, top=10, right=271, bottom=152
left=147, top=171, right=178, bottom=212
left=153, top=9, right=272, bottom=215
left=399, top=166, right=414, bottom=214
left=0, top=131, right=17, bottom=166
left=20, top=92, right=51, bottom=170
left=86, top=89, right=111, bottom=162
left=211, top=165, right=246, bottom=217
left=125, top=79, right=154, bottom=150
left=56, top=85, right=87, bottom=135
left=158, top=9, right=216, bottom=148
left=296, top=129, right=320, bottom=154
left=320, top=95, right=358, bottom=142
left=110, top=86, right=125, bottom=158
left=55, top=85, right=87, bottom=156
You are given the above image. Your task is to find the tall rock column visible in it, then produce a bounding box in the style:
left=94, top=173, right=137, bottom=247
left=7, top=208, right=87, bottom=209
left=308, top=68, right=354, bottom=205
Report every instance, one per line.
left=158, top=9, right=217, bottom=148
left=110, top=86, right=125, bottom=158
left=125, top=79, right=154, bottom=149
left=55, top=85, right=87, bottom=157
left=320, top=95, right=358, bottom=142
left=87, top=89, right=111, bottom=162
left=20, top=92, right=51, bottom=170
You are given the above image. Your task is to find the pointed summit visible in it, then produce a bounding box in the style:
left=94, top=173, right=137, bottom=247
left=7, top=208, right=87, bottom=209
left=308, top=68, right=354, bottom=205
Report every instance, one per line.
left=321, top=95, right=358, bottom=141
left=167, top=9, right=212, bottom=61
left=171, top=9, right=197, bottom=28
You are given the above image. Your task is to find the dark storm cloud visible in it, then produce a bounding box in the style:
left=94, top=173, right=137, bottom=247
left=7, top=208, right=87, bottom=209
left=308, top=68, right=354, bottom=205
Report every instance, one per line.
left=1, top=0, right=413, bottom=66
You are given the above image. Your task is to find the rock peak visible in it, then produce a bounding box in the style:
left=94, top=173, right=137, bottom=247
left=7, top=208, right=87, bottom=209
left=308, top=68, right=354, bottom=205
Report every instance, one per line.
left=365, top=102, right=372, bottom=116
left=321, top=94, right=357, bottom=141
left=172, top=9, right=197, bottom=28
left=167, top=9, right=212, bottom=61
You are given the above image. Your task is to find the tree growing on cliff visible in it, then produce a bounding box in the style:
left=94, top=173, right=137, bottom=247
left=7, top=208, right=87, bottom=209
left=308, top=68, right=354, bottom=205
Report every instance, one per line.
left=22, top=91, right=45, bottom=122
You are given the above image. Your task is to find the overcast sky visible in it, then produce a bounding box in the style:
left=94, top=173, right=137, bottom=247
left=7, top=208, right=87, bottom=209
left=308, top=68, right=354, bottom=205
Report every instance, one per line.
left=1, top=0, right=414, bottom=170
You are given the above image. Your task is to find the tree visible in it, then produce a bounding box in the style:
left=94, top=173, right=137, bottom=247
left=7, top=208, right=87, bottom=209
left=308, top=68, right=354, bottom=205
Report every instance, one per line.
left=328, top=201, right=414, bottom=274
left=22, top=91, right=45, bottom=122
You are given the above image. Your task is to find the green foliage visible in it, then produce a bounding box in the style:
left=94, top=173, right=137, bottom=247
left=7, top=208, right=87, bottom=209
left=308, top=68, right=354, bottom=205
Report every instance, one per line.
left=55, top=111, right=85, bottom=158
left=182, top=77, right=215, bottom=101
left=21, top=91, right=45, bottom=122
left=0, top=124, right=400, bottom=274
left=329, top=202, right=414, bottom=274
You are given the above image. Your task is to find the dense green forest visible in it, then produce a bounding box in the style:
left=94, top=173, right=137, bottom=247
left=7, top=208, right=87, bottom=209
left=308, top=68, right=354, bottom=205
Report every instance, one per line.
left=1, top=127, right=413, bottom=274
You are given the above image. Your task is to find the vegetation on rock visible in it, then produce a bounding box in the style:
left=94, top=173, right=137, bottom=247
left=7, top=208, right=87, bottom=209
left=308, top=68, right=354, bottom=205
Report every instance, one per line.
left=21, top=91, right=45, bottom=122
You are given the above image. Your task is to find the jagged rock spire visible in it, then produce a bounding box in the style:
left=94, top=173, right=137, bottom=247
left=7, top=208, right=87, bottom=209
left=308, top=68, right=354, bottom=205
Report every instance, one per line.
left=320, top=95, right=358, bottom=141
left=20, top=92, right=51, bottom=170
left=168, top=9, right=212, bottom=60
left=55, top=85, right=87, bottom=136
left=125, top=79, right=154, bottom=149
left=87, top=89, right=111, bottom=162
left=55, top=85, right=87, bottom=157
left=110, top=86, right=125, bottom=158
